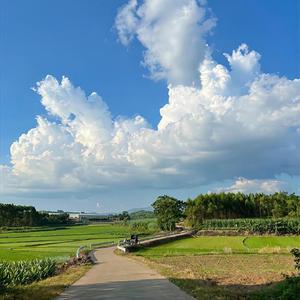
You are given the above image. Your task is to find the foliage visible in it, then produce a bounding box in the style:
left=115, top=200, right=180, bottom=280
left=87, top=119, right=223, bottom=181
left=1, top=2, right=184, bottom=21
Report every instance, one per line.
left=252, top=249, right=300, bottom=299
left=0, top=203, right=71, bottom=227
left=274, top=276, right=300, bottom=300
left=152, top=195, right=185, bottom=231
left=0, top=264, right=90, bottom=300
left=252, top=273, right=300, bottom=300
left=0, top=204, right=41, bottom=227
left=118, top=211, right=130, bottom=222
left=291, top=248, right=300, bottom=272
left=0, top=259, right=56, bottom=288
left=185, top=192, right=300, bottom=227
left=129, top=219, right=159, bottom=233
left=200, top=217, right=300, bottom=234
left=129, top=210, right=154, bottom=220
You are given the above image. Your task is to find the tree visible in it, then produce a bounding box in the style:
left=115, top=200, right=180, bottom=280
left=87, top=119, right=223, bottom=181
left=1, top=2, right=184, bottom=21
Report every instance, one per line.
left=0, top=203, right=70, bottom=227
left=152, top=195, right=184, bottom=231
left=118, top=211, right=130, bottom=222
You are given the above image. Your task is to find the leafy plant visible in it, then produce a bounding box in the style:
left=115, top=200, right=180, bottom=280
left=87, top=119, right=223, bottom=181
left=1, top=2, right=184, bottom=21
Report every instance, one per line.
left=152, top=196, right=185, bottom=231
left=290, top=248, right=300, bottom=273
left=0, top=258, right=57, bottom=287
left=129, top=219, right=159, bottom=234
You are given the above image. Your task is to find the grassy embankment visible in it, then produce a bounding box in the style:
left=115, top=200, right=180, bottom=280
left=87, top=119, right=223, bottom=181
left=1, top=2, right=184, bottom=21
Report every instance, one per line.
left=133, top=236, right=300, bottom=299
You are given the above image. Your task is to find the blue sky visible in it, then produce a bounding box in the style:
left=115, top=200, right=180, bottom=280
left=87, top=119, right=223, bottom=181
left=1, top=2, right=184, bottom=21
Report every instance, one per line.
left=1, top=0, right=299, bottom=212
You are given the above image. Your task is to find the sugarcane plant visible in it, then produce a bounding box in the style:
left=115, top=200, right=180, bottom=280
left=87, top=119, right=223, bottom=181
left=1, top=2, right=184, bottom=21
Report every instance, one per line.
left=0, top=258, right=57, bottom=288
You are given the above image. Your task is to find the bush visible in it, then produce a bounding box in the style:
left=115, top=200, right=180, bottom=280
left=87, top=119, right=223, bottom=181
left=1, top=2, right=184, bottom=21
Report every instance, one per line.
left=129, top=220, right=159, bottom=234
left=291, top=248, right=300, bottom=272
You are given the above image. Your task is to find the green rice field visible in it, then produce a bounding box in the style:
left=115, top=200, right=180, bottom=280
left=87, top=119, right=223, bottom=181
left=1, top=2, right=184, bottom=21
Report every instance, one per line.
left=135, top=235, right=300, bottom=256
left=0, top=224, right=131, bottom=261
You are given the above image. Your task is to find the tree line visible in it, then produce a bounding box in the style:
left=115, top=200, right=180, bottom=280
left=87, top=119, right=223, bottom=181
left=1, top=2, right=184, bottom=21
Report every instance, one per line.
left=185, top=192, right=300, bottom=227
left=152, top=192, right=300, bottom=230
left=0, top=204, right=70, bottom=227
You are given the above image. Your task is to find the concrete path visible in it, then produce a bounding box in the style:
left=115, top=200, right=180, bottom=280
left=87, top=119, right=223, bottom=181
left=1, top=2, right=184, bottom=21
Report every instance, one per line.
left=56, top=246, right=194, bottom=300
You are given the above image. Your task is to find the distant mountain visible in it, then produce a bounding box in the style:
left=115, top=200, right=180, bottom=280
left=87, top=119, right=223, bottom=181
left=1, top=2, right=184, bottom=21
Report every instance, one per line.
left=127, top=207, right=153, bottom=213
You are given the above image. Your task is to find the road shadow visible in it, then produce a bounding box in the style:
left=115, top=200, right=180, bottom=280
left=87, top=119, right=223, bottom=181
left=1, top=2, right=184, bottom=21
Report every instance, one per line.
left=168, top=277, right=288, bottom=300
left=0, top=277, right=292, bottom=300
left=56, top=278, right=194, bottom=300
left=55, top=278, right=291, bottom=300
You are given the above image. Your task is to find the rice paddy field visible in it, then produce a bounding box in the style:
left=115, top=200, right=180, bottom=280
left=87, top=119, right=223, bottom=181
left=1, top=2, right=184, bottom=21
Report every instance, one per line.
left=0, top=224, right=131, bottom=262
left=135, top=236, right=300, bottom=256
left=133, top=236, right=300, bottom=299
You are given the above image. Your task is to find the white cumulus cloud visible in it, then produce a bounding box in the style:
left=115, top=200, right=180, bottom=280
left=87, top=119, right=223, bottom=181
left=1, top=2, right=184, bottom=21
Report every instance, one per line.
left=1, top=43, right=300, bottom=198
left=215, top=177, right=284, bottom=194
left=1, top=1, right=300, bottom=201
left=115, top=0, right=216, bottom=85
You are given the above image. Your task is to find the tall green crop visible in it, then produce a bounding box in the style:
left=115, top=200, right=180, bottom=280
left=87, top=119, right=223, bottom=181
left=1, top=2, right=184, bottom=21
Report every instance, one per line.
left=201, top=218, right=300, bottom=234
left=0, top=258, right=57, bottom=287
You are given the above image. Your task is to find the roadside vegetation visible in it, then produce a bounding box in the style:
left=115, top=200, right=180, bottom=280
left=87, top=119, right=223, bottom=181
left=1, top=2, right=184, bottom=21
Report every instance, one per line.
left=0, top=264, right=91, bottom=300
left=0, top=259, right=56, bottom=287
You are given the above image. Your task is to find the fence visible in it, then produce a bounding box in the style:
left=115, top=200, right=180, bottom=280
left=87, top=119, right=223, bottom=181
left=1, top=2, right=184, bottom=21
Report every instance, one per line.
left=76, top=241, right=115, bottom=258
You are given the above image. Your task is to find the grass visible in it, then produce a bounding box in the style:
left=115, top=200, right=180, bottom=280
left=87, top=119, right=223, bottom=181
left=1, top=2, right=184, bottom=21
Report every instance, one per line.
left=0, top=264, right=91, bottom=300
left=244, top=236, right=300, bottom=250
left=134, top=236, right=300, bottom=256
left=0, top=224, right=132, bottom=261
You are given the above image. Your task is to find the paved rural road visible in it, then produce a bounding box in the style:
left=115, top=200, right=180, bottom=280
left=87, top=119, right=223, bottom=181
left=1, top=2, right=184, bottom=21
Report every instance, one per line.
left=56, top=246, right=195, bottom=300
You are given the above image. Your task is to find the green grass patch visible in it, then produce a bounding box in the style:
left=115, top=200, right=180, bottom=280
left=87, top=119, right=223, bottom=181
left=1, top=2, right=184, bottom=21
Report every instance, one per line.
left=135, top=235, right=300, bottom=257
left=135, top=236, right=247, bottom=256
left=244, top=236, right=300, bottom=250
left=0, top=224, right=132, bottom=261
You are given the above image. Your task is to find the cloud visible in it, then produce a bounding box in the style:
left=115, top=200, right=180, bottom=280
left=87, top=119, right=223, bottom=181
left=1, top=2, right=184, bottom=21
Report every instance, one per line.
left=115, top=0, right=216, bottom=85
left=215, top=177, right=284, bottom=194
left=1, top=1, right=300, bottom=201
left=1, top=42, right=300, bottom=199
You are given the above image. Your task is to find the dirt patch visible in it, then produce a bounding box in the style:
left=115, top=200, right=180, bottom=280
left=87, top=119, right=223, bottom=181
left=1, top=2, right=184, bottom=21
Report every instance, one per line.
left=132, top=254, right=295, bottom=299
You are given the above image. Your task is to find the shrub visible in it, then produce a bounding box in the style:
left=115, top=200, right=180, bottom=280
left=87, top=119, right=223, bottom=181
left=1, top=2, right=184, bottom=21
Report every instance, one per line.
left=129, top=220, right=159, bottom=234
left=291, top=248, right=300, bottom=273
